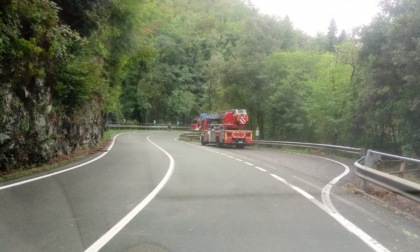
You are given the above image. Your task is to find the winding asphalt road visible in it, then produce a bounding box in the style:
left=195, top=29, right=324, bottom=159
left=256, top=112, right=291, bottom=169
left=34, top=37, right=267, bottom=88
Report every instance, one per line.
left=0, top=131, right=419, bottom=251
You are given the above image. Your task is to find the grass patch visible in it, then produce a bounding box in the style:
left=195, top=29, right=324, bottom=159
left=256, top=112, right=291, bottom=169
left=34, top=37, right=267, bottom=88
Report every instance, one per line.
left=0, top=165, right=59, bottom=183
left=103, top=129, right=137, bottom=140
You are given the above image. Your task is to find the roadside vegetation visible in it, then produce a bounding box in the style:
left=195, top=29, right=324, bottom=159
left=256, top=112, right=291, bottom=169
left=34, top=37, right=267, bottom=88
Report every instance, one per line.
left=1, top=0, right=420, bottom=173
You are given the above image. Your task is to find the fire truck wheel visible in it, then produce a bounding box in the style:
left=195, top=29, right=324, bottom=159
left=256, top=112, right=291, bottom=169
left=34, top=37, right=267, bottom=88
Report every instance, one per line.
left=200, top=136, right=207, bottom=145
left=216, top=137, right=222, bottom=148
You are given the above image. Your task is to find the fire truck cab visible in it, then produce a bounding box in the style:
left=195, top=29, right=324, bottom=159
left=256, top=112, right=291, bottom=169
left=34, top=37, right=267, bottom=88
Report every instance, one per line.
left=190, top=118, right=201, bottom=131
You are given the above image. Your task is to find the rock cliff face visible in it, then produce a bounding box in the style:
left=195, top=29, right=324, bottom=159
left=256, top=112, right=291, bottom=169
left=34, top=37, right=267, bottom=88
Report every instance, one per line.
left=0, top=77, right=104, bottom=172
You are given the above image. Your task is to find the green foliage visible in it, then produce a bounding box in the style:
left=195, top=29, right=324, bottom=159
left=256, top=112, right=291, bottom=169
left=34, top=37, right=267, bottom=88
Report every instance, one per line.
left=54, top=47, right=107, bottom=114
left=121, top=79, right=152, bottom=123
left=261, top=49, right=355, bottom=143
left=205, top=13, right=302, bottom=137
left=327, top=19, right=338, bottom=52
left=262, top=51, right=317, bottom=141
left=305, top=53, right=354, bottom=143
left=3, top=0, right=420, bottom=155
left=0, top=0, right=80, bottom=86
left=167, top=89, right=198, bottom=122
left=354, top=0, right=420, bottom=152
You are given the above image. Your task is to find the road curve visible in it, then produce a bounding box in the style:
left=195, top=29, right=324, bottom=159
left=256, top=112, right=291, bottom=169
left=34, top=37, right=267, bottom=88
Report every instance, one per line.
left=0, top=131, right=419, bottom=252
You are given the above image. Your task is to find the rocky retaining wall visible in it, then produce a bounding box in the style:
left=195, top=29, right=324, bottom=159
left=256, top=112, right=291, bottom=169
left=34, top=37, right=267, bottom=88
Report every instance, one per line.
left=0, top=77, right=104, bottom=172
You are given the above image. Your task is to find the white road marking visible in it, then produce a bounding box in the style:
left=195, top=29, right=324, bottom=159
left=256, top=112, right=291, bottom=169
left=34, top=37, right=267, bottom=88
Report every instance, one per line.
left=290, top=185, right=315, bottom=200
left=270, top=157, right=390, bottom=252
left=270, top=174, right=286, bottom=182
left=318, top=157, right=390, bottom=252
left=271, top=174, right=315, bottom=200
left=84, top=135, right=175, bottom=252
left=235, top=158, right=243, bottom=162
left=178, top=138, right=389, bottom=251
left=292, top=175, right=321, bottom=191
left=255, top=167, right=267, bottom=172
left=0, top=133, right=125, bottom=191
left=244, top=162, right=253, bottom=166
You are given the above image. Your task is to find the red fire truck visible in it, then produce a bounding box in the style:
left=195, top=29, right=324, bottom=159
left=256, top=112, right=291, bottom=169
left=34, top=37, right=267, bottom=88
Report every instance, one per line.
left=198, top=109, right=253, bottom=148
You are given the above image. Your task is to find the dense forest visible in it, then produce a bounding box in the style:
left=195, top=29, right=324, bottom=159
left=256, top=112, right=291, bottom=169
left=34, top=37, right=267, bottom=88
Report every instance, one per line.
left=1, top=0, right=420, bottom=171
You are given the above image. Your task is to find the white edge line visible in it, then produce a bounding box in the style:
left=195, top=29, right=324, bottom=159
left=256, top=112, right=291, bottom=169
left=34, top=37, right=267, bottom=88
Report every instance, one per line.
left=176, top=138, right=389, bottom=252
left=84, top=135, right=175, bottom=252
left=270, top=174, right=314, bottom=200
left=271, top=174, right=327, bottom=209
left=270, top=168, right=389, bottom=252
left=290, top=185, right=315, bottom=200
left=318, top=157, right=390, bottom=252
left=0, top=133, right=125, bottom=191
left=270, top=174, right=286, bottom=182
left=255, top=167, right=267, bottom=172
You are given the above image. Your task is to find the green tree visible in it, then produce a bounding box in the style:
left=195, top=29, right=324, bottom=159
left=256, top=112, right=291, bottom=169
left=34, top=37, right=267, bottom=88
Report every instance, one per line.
left=167, top=89, right=198, bottom=124
left=262, top=51, right=316, bottom=141
left=215, top=14, right=300, bottom=137
left=305, top=53, right=353, bottom=143
left=327, top=19, right=338, bottom=52
left=354, top=0, right=420, bottom=153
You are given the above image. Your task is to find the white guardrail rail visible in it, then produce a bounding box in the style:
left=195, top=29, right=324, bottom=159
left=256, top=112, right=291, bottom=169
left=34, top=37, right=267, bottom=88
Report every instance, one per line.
left=354, top=150, right=420, bottom=203
left=254, top=140, right=420, bottom=203
left=254, top=141, right=420, bottom=203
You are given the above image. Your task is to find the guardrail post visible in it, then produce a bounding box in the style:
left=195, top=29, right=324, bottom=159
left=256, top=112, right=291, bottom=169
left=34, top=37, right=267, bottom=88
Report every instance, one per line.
left=355, top=150, right=420, bottom=203
left=365, top=149, right=381, bottom=169
left=398, top=161, right=406, bottom=178
left=361, top=150, right=375, bottom=192
left=362, top=179, right=372, bottom=192
left=375, top=159, right=384, bottom=171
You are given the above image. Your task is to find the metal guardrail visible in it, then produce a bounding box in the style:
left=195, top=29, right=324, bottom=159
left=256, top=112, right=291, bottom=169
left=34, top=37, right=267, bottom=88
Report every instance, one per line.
left=354, top=150, right=420, bottom=203
left=254, top=142, right=420, bottom=203
left=176, top=135, right=364, bottom=155
left=253, top=140, right=364, bottom=155
left=354, top=153, right=420, bottom=203
left=364, top=150, right=420, bottom=177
